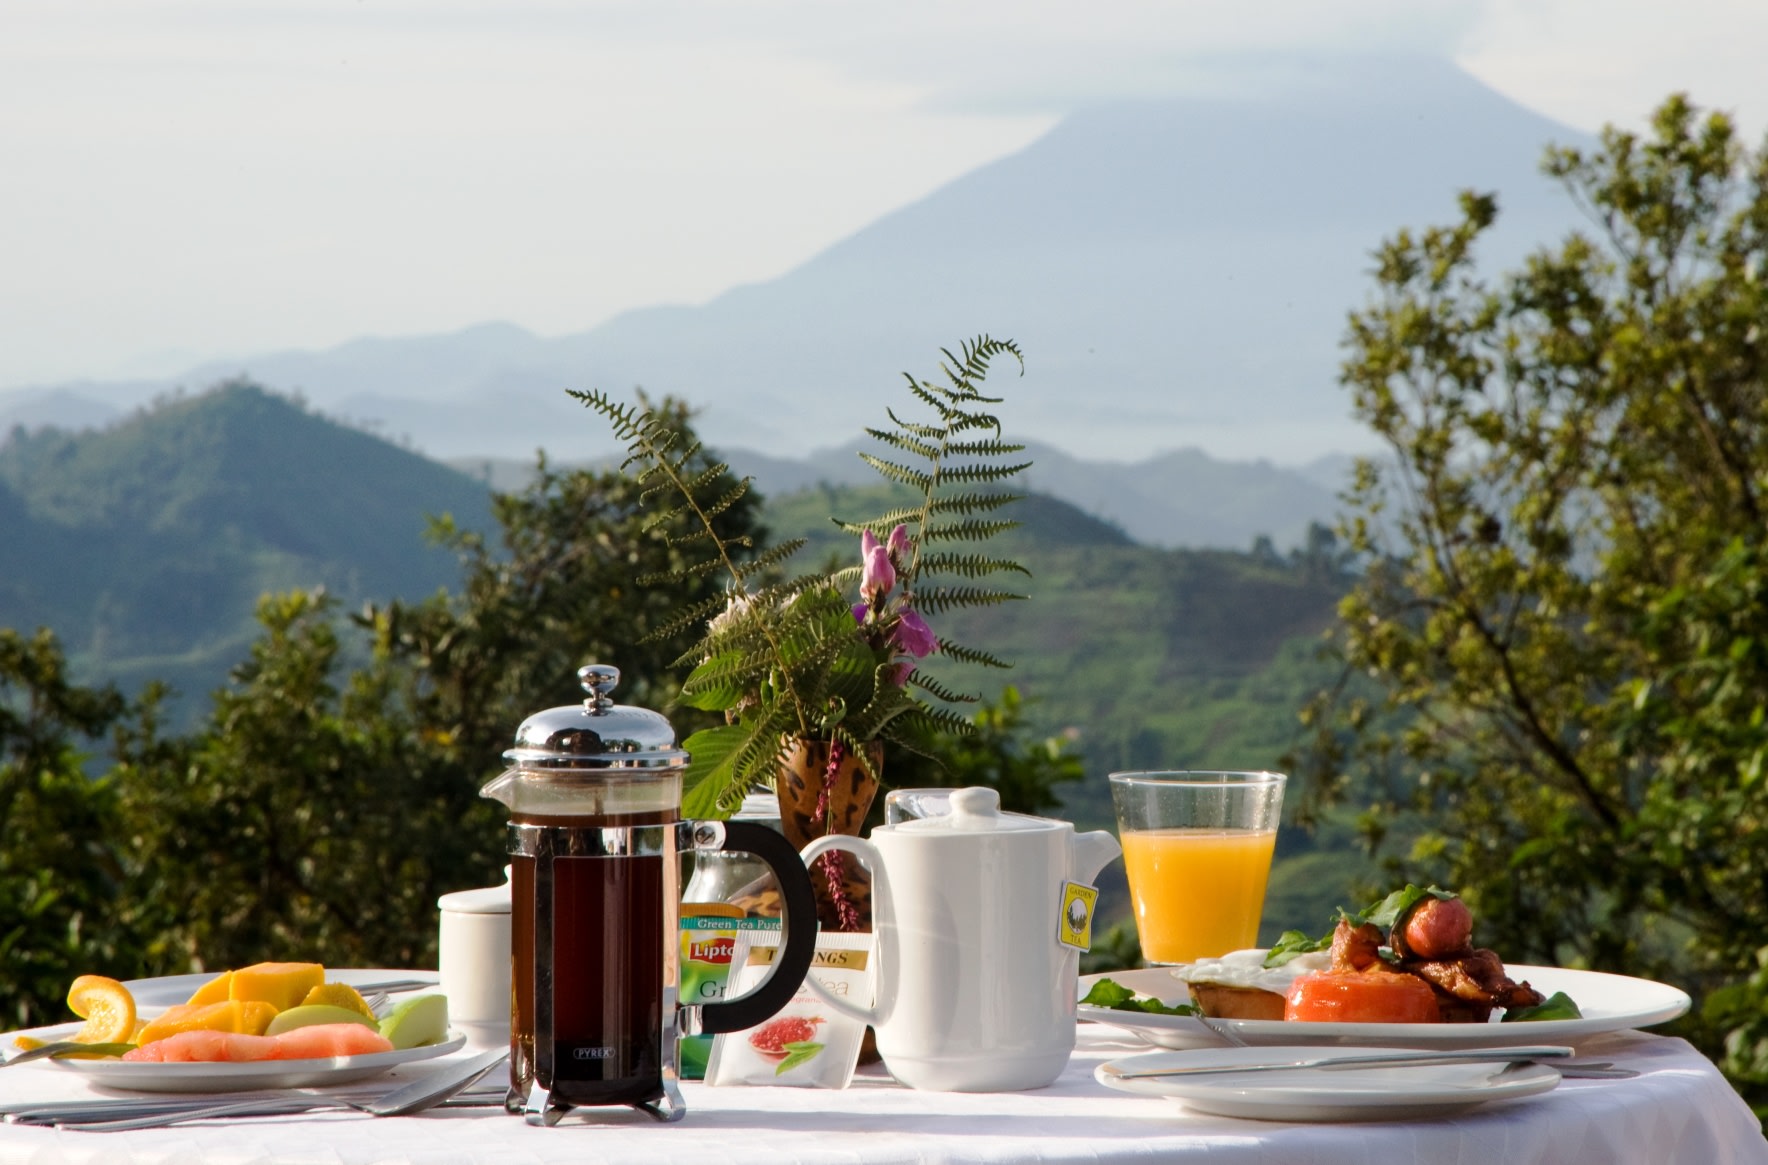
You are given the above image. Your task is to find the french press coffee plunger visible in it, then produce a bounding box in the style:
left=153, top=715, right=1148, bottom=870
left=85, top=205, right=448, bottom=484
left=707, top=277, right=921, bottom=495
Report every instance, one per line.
left=482, top=665, right=819, bottom=1124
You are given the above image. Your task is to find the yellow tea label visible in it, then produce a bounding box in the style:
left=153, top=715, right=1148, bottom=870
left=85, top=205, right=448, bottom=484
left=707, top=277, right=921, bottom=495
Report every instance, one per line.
left=1058, top=881, right=1098, bottom=951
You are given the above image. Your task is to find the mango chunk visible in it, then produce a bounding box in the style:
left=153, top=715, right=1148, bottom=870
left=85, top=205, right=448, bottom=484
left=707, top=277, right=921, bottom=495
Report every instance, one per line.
left=228, top=962, right=325, bottom=1013
left=136, top=999, right=279, bottom=1044
left=185, top=971, right=233, bottom=1006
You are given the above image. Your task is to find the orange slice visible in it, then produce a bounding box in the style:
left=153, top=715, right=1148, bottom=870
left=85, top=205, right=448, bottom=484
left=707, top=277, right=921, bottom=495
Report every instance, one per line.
left=299, top=982, right=375, bottom=1018
left=66, top=975, right=137, bottom=1044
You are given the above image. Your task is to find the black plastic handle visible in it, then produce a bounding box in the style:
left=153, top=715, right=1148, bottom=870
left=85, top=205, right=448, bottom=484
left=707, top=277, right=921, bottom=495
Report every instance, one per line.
left=695, top=820, right=820, bottom=1036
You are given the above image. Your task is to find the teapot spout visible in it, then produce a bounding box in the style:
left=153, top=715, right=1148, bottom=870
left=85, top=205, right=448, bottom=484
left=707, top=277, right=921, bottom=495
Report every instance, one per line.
left=1070, top=829, right=1122, bottom=884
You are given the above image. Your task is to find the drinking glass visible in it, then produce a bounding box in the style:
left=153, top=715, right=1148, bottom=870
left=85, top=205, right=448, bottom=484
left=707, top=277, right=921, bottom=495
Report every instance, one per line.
left=1107, top=770, right=1285, bottom=964
left=884, top=788, right=954, bottom=824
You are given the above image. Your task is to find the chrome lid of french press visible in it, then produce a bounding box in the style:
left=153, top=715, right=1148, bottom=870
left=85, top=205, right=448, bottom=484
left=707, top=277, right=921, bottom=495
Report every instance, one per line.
left=502, top=664, right=689, bottom=770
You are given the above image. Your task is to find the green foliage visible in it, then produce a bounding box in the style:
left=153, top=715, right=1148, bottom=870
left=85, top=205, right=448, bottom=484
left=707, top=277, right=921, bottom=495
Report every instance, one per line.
left=0, top=629, right=173, bottom=1026
left=0, top=380, right=495, bottom=726
left=573, top=337, right=1032, bottom=818
left=882, top=685, right=1083, bottom=817
left=1299, top=94, right=1768, bottom=1102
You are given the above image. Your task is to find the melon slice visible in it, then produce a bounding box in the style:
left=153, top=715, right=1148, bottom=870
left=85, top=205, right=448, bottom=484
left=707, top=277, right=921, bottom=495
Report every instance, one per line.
left=378, top=994, right=450, bottom=1050
left=228, top=962, right=325, bottom=1013
left=136, top=999, right=280, bottom=1044
left=274, top=1023, right=394, bottom=1060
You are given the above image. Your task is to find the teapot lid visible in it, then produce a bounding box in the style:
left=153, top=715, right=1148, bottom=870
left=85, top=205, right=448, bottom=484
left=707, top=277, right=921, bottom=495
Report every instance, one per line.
left=890, top=786, right=1059, bottom=834
left=502, top=664, right=688, bottom=770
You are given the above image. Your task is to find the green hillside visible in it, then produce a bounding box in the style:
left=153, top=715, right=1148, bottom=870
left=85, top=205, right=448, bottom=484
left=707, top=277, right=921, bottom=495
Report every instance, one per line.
left=0, top=381, right=496, bottom=714
left=0, top=399, right=1373, bottom=938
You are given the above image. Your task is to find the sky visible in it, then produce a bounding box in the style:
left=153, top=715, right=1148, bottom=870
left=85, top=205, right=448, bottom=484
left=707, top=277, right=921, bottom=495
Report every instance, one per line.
left=5, top=0, right=1768, bottom=391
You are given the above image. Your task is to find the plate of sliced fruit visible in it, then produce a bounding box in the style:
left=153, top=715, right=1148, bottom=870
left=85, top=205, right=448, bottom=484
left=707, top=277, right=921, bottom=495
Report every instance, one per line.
left=6, top=963, right=463, bottom=1091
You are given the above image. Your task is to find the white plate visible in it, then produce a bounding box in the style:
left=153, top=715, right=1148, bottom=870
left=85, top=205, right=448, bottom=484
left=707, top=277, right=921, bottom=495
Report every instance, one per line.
left=1079, top=964, right=1690, bottom=1049
left=1095, top=1046, right=1561, bottom=1122
left=48, top=1033, right=467, bottom=1092
left=122, top=967, right=439, bottom=1010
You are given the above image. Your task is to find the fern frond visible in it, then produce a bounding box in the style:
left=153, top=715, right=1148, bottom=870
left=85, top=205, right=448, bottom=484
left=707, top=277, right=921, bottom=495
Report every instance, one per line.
left=931, top=461, right=1035, bottom=485
left=569, top=388, right=648, bottom=441
left=914, top=585, right=1028, bottom=615
left=831, top=507, right=923, bottom=537
left=857, top=454, right=935, bottom=492
left=939, top=438, right=1027, bottom=458
left=913, top=552, right=1031, bottom=579
left=898, top=702, right=980, bottom=738
left=923, top=519, right=1023, bottom=544
left=864, top=429, right=942, bottom=461
left=927, top=493, right=1022, bottom=517
left=728, top=538, right=808, bottom=581
left=934, top=641, right=1014, bottom=670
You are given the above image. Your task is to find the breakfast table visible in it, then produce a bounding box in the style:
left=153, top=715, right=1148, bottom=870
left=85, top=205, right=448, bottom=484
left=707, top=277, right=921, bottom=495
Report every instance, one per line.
left=0, top=1019, right=1761, bottom=1164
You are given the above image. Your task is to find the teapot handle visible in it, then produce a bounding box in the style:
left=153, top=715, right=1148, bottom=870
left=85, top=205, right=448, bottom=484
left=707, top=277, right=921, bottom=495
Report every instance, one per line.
left=692, top=820, right=821, bottom=1036
left=795, top=834, right=885, bottom=1026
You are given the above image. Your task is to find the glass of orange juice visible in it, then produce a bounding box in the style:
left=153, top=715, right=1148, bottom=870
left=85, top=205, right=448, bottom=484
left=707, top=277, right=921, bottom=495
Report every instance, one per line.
left=1108, top=770, right=1285, bottom=964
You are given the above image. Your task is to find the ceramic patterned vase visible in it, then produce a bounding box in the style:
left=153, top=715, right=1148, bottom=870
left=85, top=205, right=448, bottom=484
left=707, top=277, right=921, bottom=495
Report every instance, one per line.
left=775, top=737, right=881, bottom=932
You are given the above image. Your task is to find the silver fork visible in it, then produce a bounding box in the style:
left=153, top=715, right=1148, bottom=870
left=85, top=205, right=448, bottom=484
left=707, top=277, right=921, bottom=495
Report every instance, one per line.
left=41, top=1049, right=509, bottom=1132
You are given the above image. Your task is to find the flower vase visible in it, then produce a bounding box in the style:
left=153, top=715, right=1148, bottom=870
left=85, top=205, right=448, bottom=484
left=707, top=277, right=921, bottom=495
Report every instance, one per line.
left=776, top=737, right=881, bottom=932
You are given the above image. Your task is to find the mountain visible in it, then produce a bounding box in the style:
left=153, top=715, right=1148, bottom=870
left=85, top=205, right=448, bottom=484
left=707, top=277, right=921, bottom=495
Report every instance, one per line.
left=1, top=56, right=1592, bottom=469
left=0, top=382, right=496, bottom=709
left=453, top=437, right=1346, bottom=551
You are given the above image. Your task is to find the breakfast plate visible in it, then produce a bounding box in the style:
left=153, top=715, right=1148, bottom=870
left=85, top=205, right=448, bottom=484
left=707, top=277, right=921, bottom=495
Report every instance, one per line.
left=45, top=1033, right=467, bottom=1092
left=1079, top=964, right=1690, bottom=1050
left=1095, top=1046, right=1562, bottom=1122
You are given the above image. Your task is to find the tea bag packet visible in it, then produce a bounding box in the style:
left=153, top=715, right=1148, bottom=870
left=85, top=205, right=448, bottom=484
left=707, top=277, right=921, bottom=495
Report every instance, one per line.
left=706, top=930, right=874, bottom=1088
left=678, top=905, right=785, bottom=1079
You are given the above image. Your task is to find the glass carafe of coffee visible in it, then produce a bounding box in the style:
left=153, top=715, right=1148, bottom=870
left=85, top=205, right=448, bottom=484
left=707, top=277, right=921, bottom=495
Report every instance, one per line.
left=482, top=664, right=818, bottom=1126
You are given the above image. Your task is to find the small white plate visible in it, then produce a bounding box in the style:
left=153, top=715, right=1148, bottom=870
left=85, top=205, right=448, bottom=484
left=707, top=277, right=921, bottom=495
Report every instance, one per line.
left=1079, top=964, right=1690, bottom=1050
left=1096, top=1046, right=1561, bottom=1122
left=48, top=1033, right=467, bottom=1092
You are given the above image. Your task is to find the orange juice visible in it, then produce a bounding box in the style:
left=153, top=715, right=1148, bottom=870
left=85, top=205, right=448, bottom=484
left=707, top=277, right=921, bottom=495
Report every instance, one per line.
left=1120, top=828, right=1277, bottom=963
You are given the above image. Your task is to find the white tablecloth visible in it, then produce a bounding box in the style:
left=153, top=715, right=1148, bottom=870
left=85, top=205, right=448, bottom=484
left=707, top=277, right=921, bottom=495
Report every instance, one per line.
left=0, top=1025, right=1761, bottom=1164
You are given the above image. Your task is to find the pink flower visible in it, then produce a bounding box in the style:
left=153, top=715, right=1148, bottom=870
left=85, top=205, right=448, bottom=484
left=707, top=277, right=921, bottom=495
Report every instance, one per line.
left=891, top=608, right=938, bottom=658
left=861, top=531, right=895, bottom=605
left=887, top=524, right=911, bottom=559
left=887, top=661, right=914, bottom=686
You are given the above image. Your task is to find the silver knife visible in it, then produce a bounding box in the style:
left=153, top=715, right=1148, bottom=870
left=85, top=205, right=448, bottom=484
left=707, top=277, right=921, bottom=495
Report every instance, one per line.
left=1110, top=1044, right=1575, bottom=1079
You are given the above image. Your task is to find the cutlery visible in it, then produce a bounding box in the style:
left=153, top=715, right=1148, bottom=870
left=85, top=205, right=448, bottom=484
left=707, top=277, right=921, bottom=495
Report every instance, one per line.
left=2, top=1041, right=134, bottom=1068
left=1110, top=1044, right=1575, bottom=1079
left=16, top=1048, right=510, bottom=1131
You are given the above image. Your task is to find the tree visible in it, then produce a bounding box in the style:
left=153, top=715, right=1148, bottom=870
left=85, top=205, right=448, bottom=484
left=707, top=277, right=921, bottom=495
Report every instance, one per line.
left=357, top=400, right=769, bottom=785
left=883, top=685, right=1084, bottom=819
left=0, top=629, right=170, bottom=1025
left=116, top=401, right=771, bottom=972
left=117, top=589, right=488, bottom=970
left=1298, top=95, right=1768, bottom=1103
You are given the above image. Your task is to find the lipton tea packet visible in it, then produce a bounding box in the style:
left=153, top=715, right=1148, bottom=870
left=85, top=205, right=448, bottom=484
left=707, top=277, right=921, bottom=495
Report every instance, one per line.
left=677, top=904, right=781, bottom=1080
left=705, top=930, right=873, bottom=1089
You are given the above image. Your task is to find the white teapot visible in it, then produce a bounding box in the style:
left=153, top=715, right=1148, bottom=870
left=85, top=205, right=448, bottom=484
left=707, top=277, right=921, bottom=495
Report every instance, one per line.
left=799, top=786, right=1121, bottom=1091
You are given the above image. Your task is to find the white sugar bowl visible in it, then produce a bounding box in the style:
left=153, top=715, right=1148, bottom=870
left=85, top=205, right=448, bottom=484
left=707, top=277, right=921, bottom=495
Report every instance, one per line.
left=437, top=870, right=512, bottom=1051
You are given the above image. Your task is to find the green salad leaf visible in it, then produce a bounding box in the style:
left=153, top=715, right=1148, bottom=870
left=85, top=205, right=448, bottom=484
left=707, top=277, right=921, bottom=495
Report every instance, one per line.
left=1081, top=978, right=1197, bottom=1016
left=1352, top=884, right=1457, bottom=931
left=1263, top=929, right=1333, bottom=968
left=1502, top=991, right=1583, bottom=1023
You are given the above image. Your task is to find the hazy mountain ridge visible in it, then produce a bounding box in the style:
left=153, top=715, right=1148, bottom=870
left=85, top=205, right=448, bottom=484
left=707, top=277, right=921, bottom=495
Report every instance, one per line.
left=0, top=382, right=497, bottom=705
left=451, top=435, right=1345, bottom=551
left=2, top=56, right=1593, bottom=470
